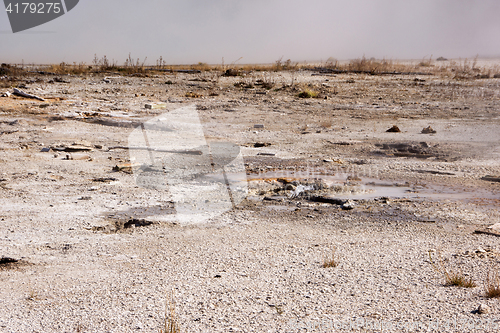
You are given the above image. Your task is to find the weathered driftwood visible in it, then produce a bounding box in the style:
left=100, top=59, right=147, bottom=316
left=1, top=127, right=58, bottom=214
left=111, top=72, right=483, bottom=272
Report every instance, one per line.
left=13, top=88, right=45, bottom=101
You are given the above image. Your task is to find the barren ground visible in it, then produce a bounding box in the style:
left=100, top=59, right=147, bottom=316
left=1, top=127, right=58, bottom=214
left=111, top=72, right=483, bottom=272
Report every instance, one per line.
left=1, top=62, right=500, bottom=332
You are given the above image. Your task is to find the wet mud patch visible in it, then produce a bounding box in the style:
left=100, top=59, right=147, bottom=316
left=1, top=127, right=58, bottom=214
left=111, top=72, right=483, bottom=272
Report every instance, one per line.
left=247, top=171, right=415, bottom=201
left=95, top=204, right=176, bottom=232
left=373, top=142, right=451, bottom=160
left=105, top=204, right=176, bottom=220
left=92, top=218, right=157, bottom=233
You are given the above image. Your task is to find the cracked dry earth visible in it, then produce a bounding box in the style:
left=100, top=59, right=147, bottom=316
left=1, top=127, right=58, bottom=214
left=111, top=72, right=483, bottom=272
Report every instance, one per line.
left=1, top=64, right=500, bottom=332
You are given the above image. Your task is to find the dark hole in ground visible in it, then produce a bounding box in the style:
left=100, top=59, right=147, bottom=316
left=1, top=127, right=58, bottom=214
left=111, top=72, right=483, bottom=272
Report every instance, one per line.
left=122, top=218, right=154, bottom=229
left=0, top=257, right=18, bottom=265
left=92, top=177, right=118, bottom=183
left=93, top=218, right=157, bottom=233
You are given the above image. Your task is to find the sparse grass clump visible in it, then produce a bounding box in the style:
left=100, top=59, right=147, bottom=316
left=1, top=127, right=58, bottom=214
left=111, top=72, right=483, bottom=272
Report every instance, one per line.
left=0, top=64, right=25, bottom=88
left=485, top=270, right=500, bottom=298
left=161, top=292, right=181, bottom=333
left=322, top=248, right=338, bottom=268
left=428, top=250, right=476, bottom=288
left=347, top=56, right=411, bottom=74
left=320, top=120, right=332, bottom=128
left=445, top=272, right=477, bottom=288
left=298, top=89, right=318, bottom=98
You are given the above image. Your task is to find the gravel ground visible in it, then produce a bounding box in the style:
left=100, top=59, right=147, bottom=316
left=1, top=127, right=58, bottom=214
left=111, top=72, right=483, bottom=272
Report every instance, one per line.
left=1, top=64, right=500, bottom=332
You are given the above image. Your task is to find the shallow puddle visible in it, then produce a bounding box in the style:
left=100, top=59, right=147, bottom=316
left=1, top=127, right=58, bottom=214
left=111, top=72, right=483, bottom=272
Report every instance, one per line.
left=247, top=170, right=500, bottom=204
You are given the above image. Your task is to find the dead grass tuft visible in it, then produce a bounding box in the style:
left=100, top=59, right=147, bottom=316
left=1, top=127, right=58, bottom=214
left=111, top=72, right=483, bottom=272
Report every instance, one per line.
left=322, top=248, right=338, bottom=268
left=161, top=291, right=181, bottom=333
left=348, top=56, right=410, bottom=73
left=485, top=270, right=500, bottom=298
left=445, top=272, right=477, bottom=288
left=320, top=120, right=332, bottom=128
left=428, top=250, right=476, bottom=288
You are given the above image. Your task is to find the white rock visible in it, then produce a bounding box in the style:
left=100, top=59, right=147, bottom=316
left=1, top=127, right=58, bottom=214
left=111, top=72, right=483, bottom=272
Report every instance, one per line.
left=488, top=222, right=500, bottom=231
left=478, top=303, right=490, bottom=314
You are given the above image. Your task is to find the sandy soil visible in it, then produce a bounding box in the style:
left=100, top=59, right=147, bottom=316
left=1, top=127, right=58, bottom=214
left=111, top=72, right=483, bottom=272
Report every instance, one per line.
left=1, top=64, right=500, bottom=332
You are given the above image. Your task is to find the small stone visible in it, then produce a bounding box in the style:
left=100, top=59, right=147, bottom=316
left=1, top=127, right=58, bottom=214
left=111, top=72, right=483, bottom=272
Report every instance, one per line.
left=488, top=223, right=500, bottom=231
left=65, top=153, right=91, bottom=160
left=223, top=69, right=239, bottom=77
left=341, top=200, right=356, bottom=210
left=386, top=125, right=401, bottom=133
left=421, top=126, right=437, bottom=134
left=40, top=147, right=50, bottom=152
left=476, top=247, right=486, bottom=253
left=478, top=303, right=490, bottom=314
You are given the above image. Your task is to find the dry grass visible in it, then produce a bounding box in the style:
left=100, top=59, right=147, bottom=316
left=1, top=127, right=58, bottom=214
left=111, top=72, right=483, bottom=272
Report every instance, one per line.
left=346, top=56, right=414, bottom=73
left=0, top=64, right=25, bottom=88
left=428, top=250, right=476, bottom=288
left=320, top=120, right=332, bottom=128
left=185, top=91, right=203, bottom=98
left=322, top=248, right=338, bottom=268
left=48, top=62, right=91, bottom=75
left=298, top=89, right=318, bottom=98
left=316, top=56, right=495, bottom=79
left=485, top=270, right=500, bottom=298
left=160, top=291, right=181, bottom=333
left=2, top=55, right=497, bottom=81
left=445, top=272, right=477, bottom=288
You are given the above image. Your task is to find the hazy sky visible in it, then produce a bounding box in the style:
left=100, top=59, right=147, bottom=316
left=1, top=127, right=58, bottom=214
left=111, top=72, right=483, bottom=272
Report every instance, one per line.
left=1, top=0, right=500, bottom=65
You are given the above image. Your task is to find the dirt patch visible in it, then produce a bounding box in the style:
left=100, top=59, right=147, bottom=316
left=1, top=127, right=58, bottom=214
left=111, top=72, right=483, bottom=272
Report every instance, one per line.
left=374, top=142, right=452, bottom=160
left=92, top=218, right=157, bottom=233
